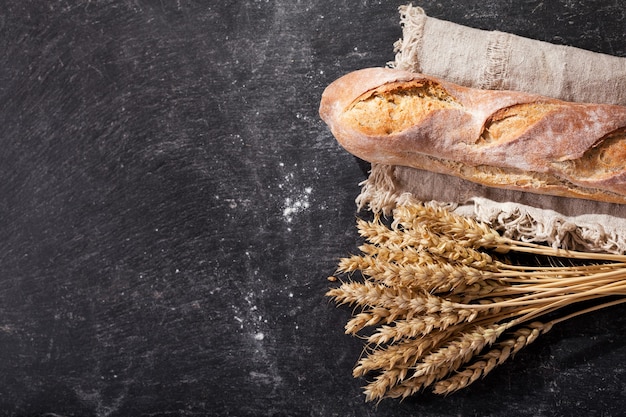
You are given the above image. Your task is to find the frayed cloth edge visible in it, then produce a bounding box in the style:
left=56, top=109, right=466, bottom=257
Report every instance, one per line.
left=356, top=165, right=626, bottom=254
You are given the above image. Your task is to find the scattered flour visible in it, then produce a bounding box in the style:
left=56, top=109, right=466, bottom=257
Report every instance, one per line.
left=282, top=188, right=311, bottom=223
left=278, top=163, right=313, bottom=224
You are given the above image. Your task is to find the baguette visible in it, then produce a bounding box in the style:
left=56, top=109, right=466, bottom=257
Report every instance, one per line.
left=319, top=67, right=626, bottom=204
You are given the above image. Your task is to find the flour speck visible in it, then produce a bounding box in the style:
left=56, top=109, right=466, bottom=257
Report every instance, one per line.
left=277, top=163, right=314, bottom=225
left=282, top=187, right=312, bottom=223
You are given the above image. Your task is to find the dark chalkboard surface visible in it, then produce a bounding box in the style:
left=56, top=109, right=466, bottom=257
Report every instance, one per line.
left=2, top=1, right=626, bottom=416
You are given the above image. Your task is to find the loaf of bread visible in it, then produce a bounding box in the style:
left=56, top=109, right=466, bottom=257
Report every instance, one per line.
left=319, top=67, right=626, bottom=204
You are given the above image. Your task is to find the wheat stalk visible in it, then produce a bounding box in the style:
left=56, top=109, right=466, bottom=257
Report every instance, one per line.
left=327, top=202, right=626, bottom=402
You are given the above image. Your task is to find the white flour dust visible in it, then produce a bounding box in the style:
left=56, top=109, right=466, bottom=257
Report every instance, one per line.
left=282, top=187, right=311, bottom=223
left=278, top=162, right=313, bottom=225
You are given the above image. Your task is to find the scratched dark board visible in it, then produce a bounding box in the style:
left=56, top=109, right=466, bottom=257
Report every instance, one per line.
left=1, top=1, right=626, bottom=416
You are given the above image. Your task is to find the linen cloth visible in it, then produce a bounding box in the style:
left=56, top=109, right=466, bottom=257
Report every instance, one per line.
left=356, top=5, right=626, bottom=253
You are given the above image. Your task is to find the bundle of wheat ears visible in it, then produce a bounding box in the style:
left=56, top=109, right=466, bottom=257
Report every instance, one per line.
left=327, top=202, right=626, bottom=402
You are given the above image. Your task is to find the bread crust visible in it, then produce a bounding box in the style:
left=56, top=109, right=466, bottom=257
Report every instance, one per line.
left=319, top=67, right=626, bottom=204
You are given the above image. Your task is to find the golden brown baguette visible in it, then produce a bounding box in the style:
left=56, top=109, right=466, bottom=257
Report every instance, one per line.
left=319, top=67, right=626, bottom=204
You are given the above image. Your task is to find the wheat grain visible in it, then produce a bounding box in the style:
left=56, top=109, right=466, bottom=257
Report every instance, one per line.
left=345, top=307, right=394, bottom=334
left=410, top=324, right=506, bottom=380
left=327, top=201, right=626, bottom=401
left=392, top=204, right=502, bottom=249
left=432, top=322, right=551, bottom=395
left=367, top=310, right=480, bottom=345
left=354, top=328, right=455, bottom=377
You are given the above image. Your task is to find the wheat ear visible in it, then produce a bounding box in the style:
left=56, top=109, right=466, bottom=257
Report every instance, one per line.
left=327, top=202, right=626, bottom=401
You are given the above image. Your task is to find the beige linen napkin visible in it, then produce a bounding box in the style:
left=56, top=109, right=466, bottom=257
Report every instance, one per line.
left=391, top=5, right=626, bottom=105
left=356, top=5, right=626, bottom=254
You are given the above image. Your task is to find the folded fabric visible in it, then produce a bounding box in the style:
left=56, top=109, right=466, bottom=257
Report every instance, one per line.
left=391, top=5, right=626, bottom=105
left=355, top=5, right=626, bottom=253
